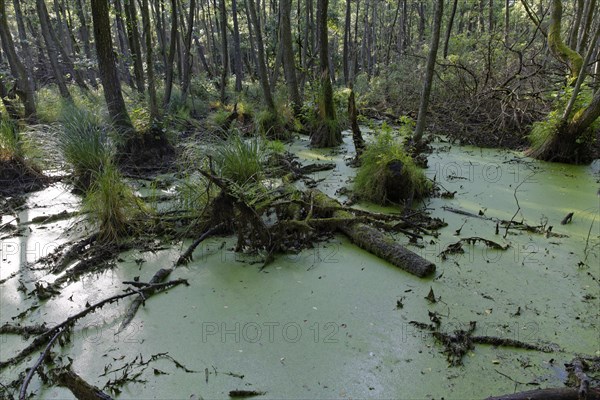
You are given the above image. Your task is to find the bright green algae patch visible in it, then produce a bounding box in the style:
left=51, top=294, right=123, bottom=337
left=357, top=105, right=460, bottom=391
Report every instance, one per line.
left=1, top=131, right=598, bottom=399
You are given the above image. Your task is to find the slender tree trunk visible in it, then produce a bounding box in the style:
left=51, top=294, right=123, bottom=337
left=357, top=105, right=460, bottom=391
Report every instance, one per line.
left=163, top=0, right=178, bottom=107
left=280, top=0, right=301, bottom=114
left=36, top=0, right=72, bottom=100
left=11, top=0, right=35, bottom=88
left=577, top=0, right=596, bottom=54
left=232, top=0, right=243, bottom=91
left=123, top=0, right=145, bottom=93
left=90, top=0, right=134, bottom=134
left=413, top=0, right=444, bottom=146
left=219, top=0, right=229, bottom=103
left=247, top=0, right=275, bottom=111
left=140, top=0, right=159, bottom=120
left=568, top=0, right=584, bottom=50
left=443, top=0, right=458, bottom=58
left=311, top=0, right=342, bottom=147
left=76, top=0, right=99, bottom=86
left=504, top=0, right=510, bottom=43
left=0, top=0, right=36, bottom=120
left=112, top=0, right=133, bottom=88
left=343, top=0, right=351, bottom=83
left=181, top=0, right=196, bottom=100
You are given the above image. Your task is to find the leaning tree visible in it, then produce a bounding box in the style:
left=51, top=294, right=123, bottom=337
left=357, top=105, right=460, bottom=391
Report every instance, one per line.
left=527, top=0, right=600, bottom=163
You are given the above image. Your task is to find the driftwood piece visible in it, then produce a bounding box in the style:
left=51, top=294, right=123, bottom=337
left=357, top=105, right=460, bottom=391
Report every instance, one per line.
left=176, top=223, right=224, bottom=266
left=486, top=387, right=600, bottom=400
left=0, top=323, right=47, bottom=336
left=55, top=368, right=113, bottom=400
left=311, top=190, right=435, bottom=277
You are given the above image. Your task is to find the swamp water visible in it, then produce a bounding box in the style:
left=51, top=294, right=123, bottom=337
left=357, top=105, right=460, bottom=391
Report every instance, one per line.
left=1, top=130, right=598, bottom=399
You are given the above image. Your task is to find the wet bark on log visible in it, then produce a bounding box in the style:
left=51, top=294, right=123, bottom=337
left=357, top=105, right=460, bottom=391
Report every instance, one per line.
left=311, top=190, right=435, bottom=277
left=56, top=369, right=113, bottom=400
left=486, top=387, right=600, bottom=400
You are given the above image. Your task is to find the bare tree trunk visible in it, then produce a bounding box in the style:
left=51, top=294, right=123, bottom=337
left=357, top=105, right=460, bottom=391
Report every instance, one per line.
left=310, top=0, right=342, bottom=147
left=90, top=0, right=134, bottom=134
left=413, top=0, right=444, bottom=146
left=280, top=0, right=301, bottom=114
left=577, top=0, right=597, bottom=53
left=219, top=0, right=229, bottom=103
left=568, top=0, right=584, bottom=49
left=124, top=0, right=145, bottom=93
left=181, top=0, right=196, bottom=100
left=443, top=0, right=459, bottom=58
left=111, top=0, right=133, bottom=88
left=12, top=0, right=35, bottom=88
left=247, top=0, right=275, bottom=111
left=36, top=0, right=72, bottom=100
left=163, top=0, right=178, bottom=107
left=140, top=0, right=159, bottom=120
left=232, top=0, right=243, bottom=91
left=0, top=0, right=36, bottom=120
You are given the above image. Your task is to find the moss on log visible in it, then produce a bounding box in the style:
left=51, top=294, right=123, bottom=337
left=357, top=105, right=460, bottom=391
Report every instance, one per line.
left=310, top=189, right=435, bottom=277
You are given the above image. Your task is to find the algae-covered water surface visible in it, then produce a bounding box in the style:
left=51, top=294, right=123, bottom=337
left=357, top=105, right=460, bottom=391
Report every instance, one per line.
left=1, top=131, right=598, bottom=399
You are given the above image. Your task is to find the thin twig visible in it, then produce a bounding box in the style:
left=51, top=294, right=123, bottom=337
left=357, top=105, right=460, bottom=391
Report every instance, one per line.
left=504, top=173, right=536, bottom=239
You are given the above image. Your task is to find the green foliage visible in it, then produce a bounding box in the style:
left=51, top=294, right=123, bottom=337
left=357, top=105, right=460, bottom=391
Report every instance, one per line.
left=214, top=134, right=265, bottom=185
left=354, top=131, right=431, bottom=204
left=0, top=119, right=22, bottom=160
left=57, top=104, right=112, bottom=190
left=83, top=162, right=145, bottom=243
left=265, top=140, right=286, bottom=155
left=528, top=84, right=600, bottom=151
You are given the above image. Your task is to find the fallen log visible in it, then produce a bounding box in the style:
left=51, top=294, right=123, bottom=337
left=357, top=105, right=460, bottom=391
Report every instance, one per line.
left=55, top=368, right=113, bottom=400
left=486, top=387, right=600, bottom=400
left=310, top=189, right=435, bottom=277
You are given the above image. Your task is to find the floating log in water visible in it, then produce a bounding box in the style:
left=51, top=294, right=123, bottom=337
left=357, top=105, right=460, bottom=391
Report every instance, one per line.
left=310, top=189, right=435, bottom=277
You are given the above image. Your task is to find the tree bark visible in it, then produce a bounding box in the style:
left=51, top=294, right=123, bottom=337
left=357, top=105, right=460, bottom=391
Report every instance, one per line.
left=486, top=387, right=600, bottom=400
left=140, top=0, right=159, bottom=120
left=577, top=0, right=596, bottom=54
left=280, top=0, right=302, bottom=115
left=413, top=0, right=444, bottom=146
left=36, top=0, right=72, bottom=100
left=443, top=0, right=458, bottom=58
left=548, top=0, right=583, bottom=81
left=310, top=0, right=342, bottom=147
left=123, top=0, right=145, bottom=93
left=231, top=0, right=243, bottom=91
left=0, top=0, right=36, bottom=120
left=247, top=0, right=275, bottom=111
left=219, top=0, right=229, bottom=103
left=91, top=0, right=134, bottom=135
left=181, top=0, right=196, bottom=101
left=11, top=0, right=35, bottom=87
left=311, top=190, right=436, bottom=277
left=163, top=0, right=178, bottom=107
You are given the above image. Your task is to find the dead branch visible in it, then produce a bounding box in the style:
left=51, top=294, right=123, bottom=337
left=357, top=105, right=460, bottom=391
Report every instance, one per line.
left=0, top=279, right=187, bottom=371
left=19, top=328, right=64, bottom=400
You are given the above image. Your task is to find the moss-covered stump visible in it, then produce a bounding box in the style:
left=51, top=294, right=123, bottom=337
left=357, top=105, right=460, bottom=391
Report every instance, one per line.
left=117, top=128, right=175, bottom=169
left=311, top=189, right=435, bottom=277
left=310, top=119, right=342, bottom=148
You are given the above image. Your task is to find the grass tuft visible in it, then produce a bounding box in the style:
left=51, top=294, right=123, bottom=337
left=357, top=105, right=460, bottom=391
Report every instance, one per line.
left=354, top=131, right=431, bottom=204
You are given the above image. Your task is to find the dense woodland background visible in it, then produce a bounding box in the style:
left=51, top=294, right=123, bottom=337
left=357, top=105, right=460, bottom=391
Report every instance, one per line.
left=0, top=0, right=599, bottom=161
